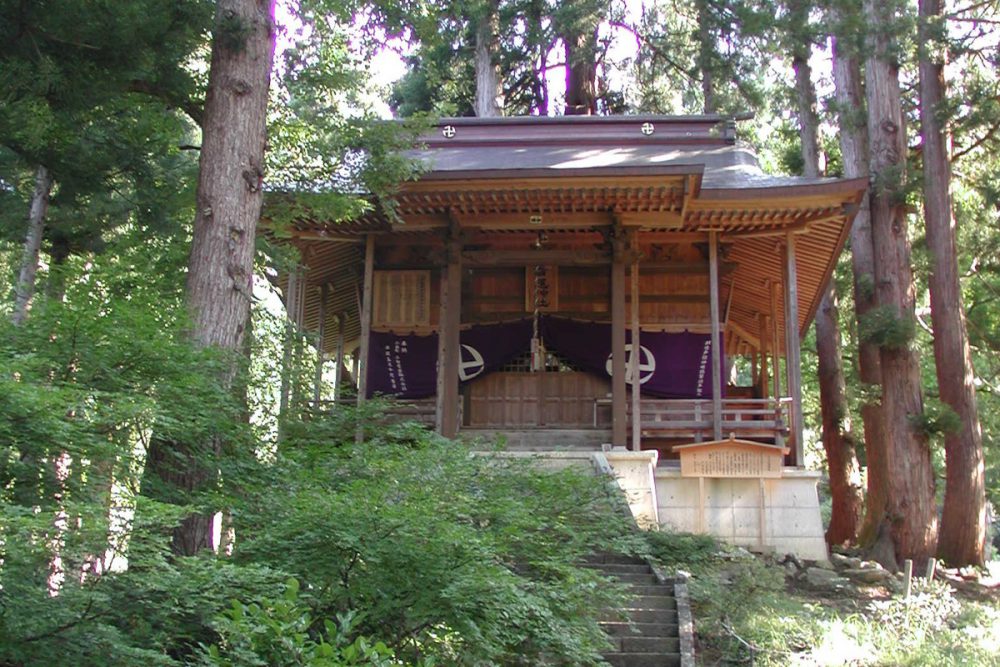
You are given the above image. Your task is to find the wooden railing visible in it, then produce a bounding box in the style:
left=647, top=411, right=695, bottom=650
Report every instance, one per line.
left=311, top=397, right=451, bottom=428
left=632, top=397, right=791, bottom=444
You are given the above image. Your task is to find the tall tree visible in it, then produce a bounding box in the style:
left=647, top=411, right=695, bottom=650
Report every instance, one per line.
left=695, top=0, right=717, bottom=113
left=10, top=166, right=52, bottom=325
left=473, top=0, right=503, bottom=116
left=787, top=0, right=862, bottom=545
left=829, top=6, right=892, bottom=553
left=918, top=0, right=987, bottom=566
left=862, top=0, right=937, bottom=567
left=145, top=0, right=277, bottom=556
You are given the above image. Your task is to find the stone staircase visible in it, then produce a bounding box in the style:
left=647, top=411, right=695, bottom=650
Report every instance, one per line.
left=586, top=553, right=684, bottom=667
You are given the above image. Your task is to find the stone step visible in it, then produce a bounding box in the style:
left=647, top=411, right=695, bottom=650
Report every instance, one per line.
left=584, top=552, right=648, bottom=566
left=628, top=585, right=677, bottom=597
left=603, top=652, right=682, bottom=667
left=622, top=595, right=677, bottom=612
left=585, top=563, right=653, bottom=575
left=609, top=635, right=681, bottom=653
left=602, top=608, right=678, bottom=624
left=600, top=621, right=679, bottom=638
left=604, top=572, right=661, bottom=585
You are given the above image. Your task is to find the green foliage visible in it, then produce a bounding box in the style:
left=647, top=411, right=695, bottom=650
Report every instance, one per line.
left=909, top=398, right=962, bottom=440
left=858, top=305, right=917, bottom=350
left=227, top=421, right=636, bottom=665
left=671, top=536, right=1000, bottom=666
left=198, top=579, right=423, bottom=667
left=643, top=530, right=719, bottom=570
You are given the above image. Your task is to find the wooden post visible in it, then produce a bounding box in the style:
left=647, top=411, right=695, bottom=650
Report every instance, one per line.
left=313, top=283, right=329, bottom=405
left=769, top=280, right=782, bottom=400
left=334, top=313, right=345, bottom=403
left=783, top=232, right=804, bottom=466
left=278, top=269, right=298, bottom=426
left=436, top=235, right=462, bottom=438
left=758, top=314, right=770, bottom=400
left=709, top=231, right=723, bottom=441
left=356, top=235, right=375, bottom=410
left=630, top=255, right=641, bottom=451
left=611, top=237, right=627, bottom=448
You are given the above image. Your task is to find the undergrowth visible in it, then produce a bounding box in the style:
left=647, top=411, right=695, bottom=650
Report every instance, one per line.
left=643, top=531, right=1000, bottom=666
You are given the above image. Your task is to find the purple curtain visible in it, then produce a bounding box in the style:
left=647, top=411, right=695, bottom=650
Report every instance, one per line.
left=366, top=319, right=533, bottom=399
left=541, top=316, right=725, bottom=399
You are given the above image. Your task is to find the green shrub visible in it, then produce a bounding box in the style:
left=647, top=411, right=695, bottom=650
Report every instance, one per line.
left=197, top=579, right=422, bottom=667
left=228, top=424, right=636, bottom=665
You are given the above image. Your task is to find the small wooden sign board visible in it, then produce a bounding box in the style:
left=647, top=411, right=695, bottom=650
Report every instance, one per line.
left=675, top=436, right=789, bottom=479
left=673, top=436, right=790, bottom=544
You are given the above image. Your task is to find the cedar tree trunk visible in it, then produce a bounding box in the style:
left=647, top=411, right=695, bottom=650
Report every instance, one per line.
left=794, top=32, right=863, bottom=545
left=563, top=28, right=598, bottom=114
left=12, top=165, right=53, bottom=325
left=473, top=0, right=502, bottom=117
left=863, top=0, right=937, bottom=568
left=146, top=0, right=276, bottom=556
left=696, top=0, right=717, bottom=114
left=816, top=285, right=864, bottom=544
left=919, top=0, right=987, bottom=567
left=831, top=31, right=891, bottom=550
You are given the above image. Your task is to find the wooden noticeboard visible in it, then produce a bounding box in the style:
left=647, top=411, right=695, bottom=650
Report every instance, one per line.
left=673, top=436, right=789, bottom=544
left=675, top=438, right=788, bottom=479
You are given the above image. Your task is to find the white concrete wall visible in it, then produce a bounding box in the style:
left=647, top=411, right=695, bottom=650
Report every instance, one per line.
left=654, top=468, right=829, bottom=561
left=599, top=449, right=660, bottom=528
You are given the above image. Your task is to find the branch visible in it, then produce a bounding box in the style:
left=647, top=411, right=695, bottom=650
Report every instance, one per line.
left=20, top=598, right=96, bottom=643
left=947, top=0, right=1000, bottom=16
left=126, top=80, right=204, bottom=127
left=952, top=115, right=1000, bottom=161
left=607, top=20, right=696, bottom=83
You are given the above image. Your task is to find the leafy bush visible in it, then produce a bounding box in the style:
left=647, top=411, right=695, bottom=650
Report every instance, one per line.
left=198, top=579, right=424, bottom=667
left=229, top=419, right=637, bottom=665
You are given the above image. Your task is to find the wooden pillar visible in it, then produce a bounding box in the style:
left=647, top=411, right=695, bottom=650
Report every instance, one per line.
left=783, top=233, right=805, bottom=466
left=709, top=231, right=723, bottom=440
left=611, top=237, right=627, bottom=448
left=769, top=280, right=782, bottom=400
left=356, top=235, right=375, bottom=410
left=758, top=314, right=770, bottom=400
left=334, top=313, right=345, bottom=403
left=630, top=252, right=641, bottom=451
left=278, top=269, right=299, bottom=424
left=436, top=236, right=462, bottom=438
left=313, top=283, right=329, bottom=405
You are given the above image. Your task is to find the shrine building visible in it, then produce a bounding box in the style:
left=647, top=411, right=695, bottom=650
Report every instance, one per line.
left=276, top=115, right=866, bottom=559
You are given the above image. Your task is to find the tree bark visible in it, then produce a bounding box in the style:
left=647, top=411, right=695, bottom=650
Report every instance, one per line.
left=696, top=0, right=717, bottom=114
left=831, top=29, right=891, bottom=550
left=473, top=0, right=503, bottom=117
left=919, top=0, right=986, bottom=567
left=793, top=29, right=863, bottom=545
left=563, top=28, right=598, bottom=115
left=816, top=285, right=864, bottom=544
left=863, top=0, right=937, bottom=568
left=145, top=0, right=276, bottom=556
left=12, top=165, right=53, bottom=326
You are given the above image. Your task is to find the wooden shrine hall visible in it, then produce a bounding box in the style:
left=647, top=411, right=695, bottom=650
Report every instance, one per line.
left=278, top=115, right=865, bottom=471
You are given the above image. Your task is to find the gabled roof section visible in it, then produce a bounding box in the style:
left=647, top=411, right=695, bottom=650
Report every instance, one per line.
left=408, top=115, right=852, bottom=197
